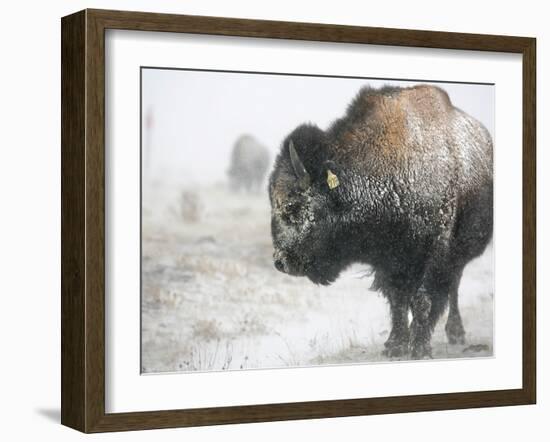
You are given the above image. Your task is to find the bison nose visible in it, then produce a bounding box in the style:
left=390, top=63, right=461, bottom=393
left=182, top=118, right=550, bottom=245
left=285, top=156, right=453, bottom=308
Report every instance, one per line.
left=274, top=258, right=285, bottom=272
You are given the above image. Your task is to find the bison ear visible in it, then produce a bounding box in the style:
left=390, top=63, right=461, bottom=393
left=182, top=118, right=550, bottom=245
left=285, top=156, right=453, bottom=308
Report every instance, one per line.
left=289, top=140, right=311, bottom=189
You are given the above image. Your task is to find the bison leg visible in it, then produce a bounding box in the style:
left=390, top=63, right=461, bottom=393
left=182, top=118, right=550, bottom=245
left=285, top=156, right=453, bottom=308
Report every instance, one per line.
left=445, top=269, right=466, bottom=345
left=409, top=288, right=433, bottom=359
left=382, top=290, right=410, bottom=358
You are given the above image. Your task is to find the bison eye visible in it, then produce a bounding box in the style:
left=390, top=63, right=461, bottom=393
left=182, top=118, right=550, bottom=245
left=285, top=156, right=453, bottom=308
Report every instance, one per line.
left=282, top=202, right=301, bottom=223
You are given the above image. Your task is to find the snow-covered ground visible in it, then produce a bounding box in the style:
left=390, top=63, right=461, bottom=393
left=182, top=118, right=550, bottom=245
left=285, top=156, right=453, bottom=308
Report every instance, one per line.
left=141, top=182, right=494, bottom=374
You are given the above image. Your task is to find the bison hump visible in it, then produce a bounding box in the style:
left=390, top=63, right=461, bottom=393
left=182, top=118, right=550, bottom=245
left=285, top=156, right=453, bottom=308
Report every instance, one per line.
left=331, top=85, right=457, bottom=168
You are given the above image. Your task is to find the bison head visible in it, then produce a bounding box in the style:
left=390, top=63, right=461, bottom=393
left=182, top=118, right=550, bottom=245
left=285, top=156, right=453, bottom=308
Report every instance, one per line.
left=269, top=124, right=353, bottom=285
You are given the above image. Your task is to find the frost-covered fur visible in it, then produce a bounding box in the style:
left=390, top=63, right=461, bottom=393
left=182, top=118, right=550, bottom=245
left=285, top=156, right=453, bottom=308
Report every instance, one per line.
left=268, top=85, right=493, bottom=359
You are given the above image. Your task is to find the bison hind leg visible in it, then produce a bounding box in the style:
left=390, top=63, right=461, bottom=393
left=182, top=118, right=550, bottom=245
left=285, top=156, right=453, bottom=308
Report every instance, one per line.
left=446, top=315, right=466, bottom=345
left=409, top=288, right=434, bottom=359
left=445, top=270, right=466, bottom=345
left=422, top=264, right=467, bottom=348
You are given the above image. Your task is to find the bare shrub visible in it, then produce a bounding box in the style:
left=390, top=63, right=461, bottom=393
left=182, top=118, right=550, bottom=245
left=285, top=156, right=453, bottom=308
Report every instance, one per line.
left=179, top=190, right=202, bottom=222
left=191, top=319, right=223, bottom=342
left=178, top=341, right=235, bottom=371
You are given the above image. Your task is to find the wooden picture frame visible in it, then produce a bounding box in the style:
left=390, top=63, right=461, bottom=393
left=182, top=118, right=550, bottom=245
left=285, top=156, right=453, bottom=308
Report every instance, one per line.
left=61, top=8, right=536, bottom=433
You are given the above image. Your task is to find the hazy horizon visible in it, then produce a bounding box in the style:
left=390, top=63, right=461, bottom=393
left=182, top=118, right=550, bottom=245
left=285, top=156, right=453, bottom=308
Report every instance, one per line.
left=141, top=68, right=494, bottom=187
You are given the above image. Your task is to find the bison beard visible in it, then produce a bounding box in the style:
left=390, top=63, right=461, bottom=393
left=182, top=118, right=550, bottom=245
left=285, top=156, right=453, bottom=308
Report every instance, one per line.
left=268, top=85, right=493, bottom=360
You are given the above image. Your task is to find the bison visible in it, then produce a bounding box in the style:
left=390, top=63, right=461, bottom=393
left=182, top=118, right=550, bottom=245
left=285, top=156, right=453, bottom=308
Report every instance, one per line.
left=269, top=85, right=493, bottom=359
left=228, top=134, right=270, bottom=192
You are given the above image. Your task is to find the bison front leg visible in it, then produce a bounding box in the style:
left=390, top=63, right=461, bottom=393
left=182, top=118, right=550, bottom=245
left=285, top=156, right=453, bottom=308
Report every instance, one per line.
left=382, top=290, right=410, bottom=358
left=409, top=289, right=433, bottom=359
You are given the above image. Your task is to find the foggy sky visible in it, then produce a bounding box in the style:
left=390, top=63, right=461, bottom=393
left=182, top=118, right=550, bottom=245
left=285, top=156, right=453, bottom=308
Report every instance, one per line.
left=141, top=69, right=494, bottom=185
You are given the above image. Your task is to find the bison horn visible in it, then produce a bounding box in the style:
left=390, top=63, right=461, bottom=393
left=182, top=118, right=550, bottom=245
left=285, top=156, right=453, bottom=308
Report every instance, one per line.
left=289, top=140, right=311, bottom=188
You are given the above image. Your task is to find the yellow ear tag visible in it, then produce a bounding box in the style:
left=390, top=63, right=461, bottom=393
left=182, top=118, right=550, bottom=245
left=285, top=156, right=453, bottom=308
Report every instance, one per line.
left=327, top=169, right=340, bottom=190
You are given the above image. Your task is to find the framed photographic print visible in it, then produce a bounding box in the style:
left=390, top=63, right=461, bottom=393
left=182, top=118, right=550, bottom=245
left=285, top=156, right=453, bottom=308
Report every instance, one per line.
left=61, top=9, right=536, bottom=433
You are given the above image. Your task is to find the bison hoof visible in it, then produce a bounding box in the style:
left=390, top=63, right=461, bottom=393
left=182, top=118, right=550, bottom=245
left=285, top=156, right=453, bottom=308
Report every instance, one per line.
left=382, top=342, right=409, bottom=358
left=446, top=320, right=466, bottom=345
left=447, top=334, right=466, bottom=345
left=410, top=343, right=432, bottom=360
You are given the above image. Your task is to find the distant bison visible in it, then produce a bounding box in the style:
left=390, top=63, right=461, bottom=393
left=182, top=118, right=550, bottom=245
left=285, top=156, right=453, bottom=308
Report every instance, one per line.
left=269, top=85, right=493, bottom=359
left=228, top=134, right=270, bottom=192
